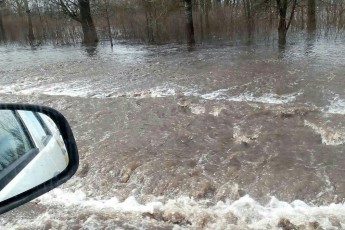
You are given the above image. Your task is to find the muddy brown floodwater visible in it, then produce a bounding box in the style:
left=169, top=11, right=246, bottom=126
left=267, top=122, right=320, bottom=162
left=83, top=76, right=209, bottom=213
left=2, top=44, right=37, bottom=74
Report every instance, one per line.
left=0, top=40, right=345, bottom=229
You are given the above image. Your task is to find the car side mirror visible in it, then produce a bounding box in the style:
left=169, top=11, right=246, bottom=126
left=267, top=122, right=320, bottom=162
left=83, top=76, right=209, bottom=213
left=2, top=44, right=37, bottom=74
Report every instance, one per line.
left=0, top=104, right=79, bottom=214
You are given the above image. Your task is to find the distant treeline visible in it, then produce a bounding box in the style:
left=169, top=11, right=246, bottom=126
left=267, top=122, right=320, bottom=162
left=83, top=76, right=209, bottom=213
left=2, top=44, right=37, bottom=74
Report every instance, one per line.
left=0, top=0, right=344, bottom=46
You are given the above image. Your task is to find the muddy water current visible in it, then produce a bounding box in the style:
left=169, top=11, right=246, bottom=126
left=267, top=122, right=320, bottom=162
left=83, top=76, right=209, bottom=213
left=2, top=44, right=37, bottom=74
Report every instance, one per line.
left=1, top=39, right=345, bottom=229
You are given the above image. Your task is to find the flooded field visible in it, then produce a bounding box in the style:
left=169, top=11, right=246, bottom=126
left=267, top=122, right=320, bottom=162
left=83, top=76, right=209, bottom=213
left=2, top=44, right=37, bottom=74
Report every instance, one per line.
left=0, top=39, right=345, bottom=229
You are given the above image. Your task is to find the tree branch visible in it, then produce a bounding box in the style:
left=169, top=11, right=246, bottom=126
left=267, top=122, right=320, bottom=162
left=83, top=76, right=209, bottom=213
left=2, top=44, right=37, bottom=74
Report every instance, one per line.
left=56, top=0, right=81, bottom=22
left=286, top=0, right=297, bottom=30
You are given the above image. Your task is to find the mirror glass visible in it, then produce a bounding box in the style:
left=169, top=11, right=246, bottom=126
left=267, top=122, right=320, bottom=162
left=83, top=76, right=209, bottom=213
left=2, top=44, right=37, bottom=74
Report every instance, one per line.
left=0, top=110, right=69, bottom=202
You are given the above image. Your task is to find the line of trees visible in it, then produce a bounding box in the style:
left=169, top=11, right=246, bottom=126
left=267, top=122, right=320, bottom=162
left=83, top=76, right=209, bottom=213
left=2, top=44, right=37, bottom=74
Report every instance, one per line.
left=0, top=0, right=343, bottom=47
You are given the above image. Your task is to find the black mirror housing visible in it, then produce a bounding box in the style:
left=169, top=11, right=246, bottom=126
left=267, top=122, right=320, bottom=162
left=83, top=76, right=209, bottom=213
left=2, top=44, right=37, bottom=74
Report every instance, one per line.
left=0, top=103, right=79, bottom=214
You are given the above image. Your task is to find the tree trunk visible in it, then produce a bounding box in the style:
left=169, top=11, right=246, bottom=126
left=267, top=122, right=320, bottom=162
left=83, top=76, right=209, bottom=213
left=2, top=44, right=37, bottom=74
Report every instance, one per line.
left=277, top=0, right=287, bottom=46
left=145, top=10, right=150, bottom=42
left=153, top=6, right=159, bottom=42
left=276, top=0, right=297, bottom=46
left=278, top=23, right=287, bottom=46
left=144, top=1, right=154, bottom=43
left=35, top=0, right=46, bottom=41
left=269, top=0, right=274, bottom=29
left=204, top=0, right=210, bottom=38
left=243, top=0, right=253, bottom=43
left=184, top=0, right=195, bottom=46
left=0, top=5, right=6, bottom=42
left=78, top=0, right=98, bottom=44
left=339, top=3, right=344, bottom=29
left=301, top=6, right=304, bottom=30
left=23, top=0, right=35, bottom=43
left=199, top=0, right=204, bottom=41
left=105, top=11, right=113, bottom=47
left=104, top=1, right=113, bottom=47
left=307, top=0, right=316, bottom=33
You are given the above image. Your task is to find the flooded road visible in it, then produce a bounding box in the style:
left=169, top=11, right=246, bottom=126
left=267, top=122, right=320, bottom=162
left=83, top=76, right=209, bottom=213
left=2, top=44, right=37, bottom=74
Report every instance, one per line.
left=0, top=39, right=345, bottom=229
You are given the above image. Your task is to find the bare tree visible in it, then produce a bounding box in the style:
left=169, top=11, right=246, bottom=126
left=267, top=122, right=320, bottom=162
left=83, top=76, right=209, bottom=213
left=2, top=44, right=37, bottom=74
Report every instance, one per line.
left=23, top=0, right=35, bottom=43
left=276, top=0, right=297, bottom=46
left=204, top=0, right=210, bottom=37
left=54, top=0, right=98, bottom=44
left=96, top=0, right=113, bottom=47
left=300, top=3, right=304, bottom=30
left=243, top=0, right=254, bottom=42
left=198, top=0, right=204, bottom=41
left=104, top=0, right=113, bottom=47
left=0, top=0, right=6, bottom=42
left=184, top=0, right=195, bottom=46
left=143, top=0, right=155, bottom=43
left=307, top=0, right=316, bottom=32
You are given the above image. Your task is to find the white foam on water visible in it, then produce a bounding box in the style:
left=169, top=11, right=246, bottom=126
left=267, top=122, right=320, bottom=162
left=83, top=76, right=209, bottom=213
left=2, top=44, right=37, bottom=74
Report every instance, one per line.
left=35, top=188, right=161, bottom=213
left=190, top=105, right=206, bottom=115
left=0, top=82, right=301, bottom=106
left=233, top=125, right=260, bottom=144
left=149, top=86, right=177, bottom=98
left=22, top=83, right=94, bottom=98
left=209, top=105, right=226, bottom=117
left=0, top=81, right=96, bottom=98
left=0, top=85, right=16, bottom=94
left=200, top=89, right=230, bottom=100
left=201, top=89, right=301, bottom=104
left=104, top=85, right=178, bottom=99
left=304, top=120, right=345, bottom=146
left=3, top=188, right=342, bottom=229
left=325, top=98, right=345, bottom=115
left=1, top=212, right=63, bottom=230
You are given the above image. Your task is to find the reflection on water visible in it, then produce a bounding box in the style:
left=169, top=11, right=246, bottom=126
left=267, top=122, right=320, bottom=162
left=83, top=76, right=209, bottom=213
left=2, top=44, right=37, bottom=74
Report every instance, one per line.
left=277, top=34, right=317, bottom=58
left=0, top=37, right=344, bottom=69
left=0, top=42, right=148, bottom=73
left=277, top=43, right=286, bottom=59
left=83, top=44, right=98, bottom=57
left=305, top=32, right=316, bottom=55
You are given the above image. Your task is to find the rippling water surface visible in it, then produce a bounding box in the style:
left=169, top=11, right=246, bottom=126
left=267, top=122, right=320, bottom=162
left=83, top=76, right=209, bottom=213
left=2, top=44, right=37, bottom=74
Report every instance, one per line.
left=1, top=38, right=345, bottom=229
